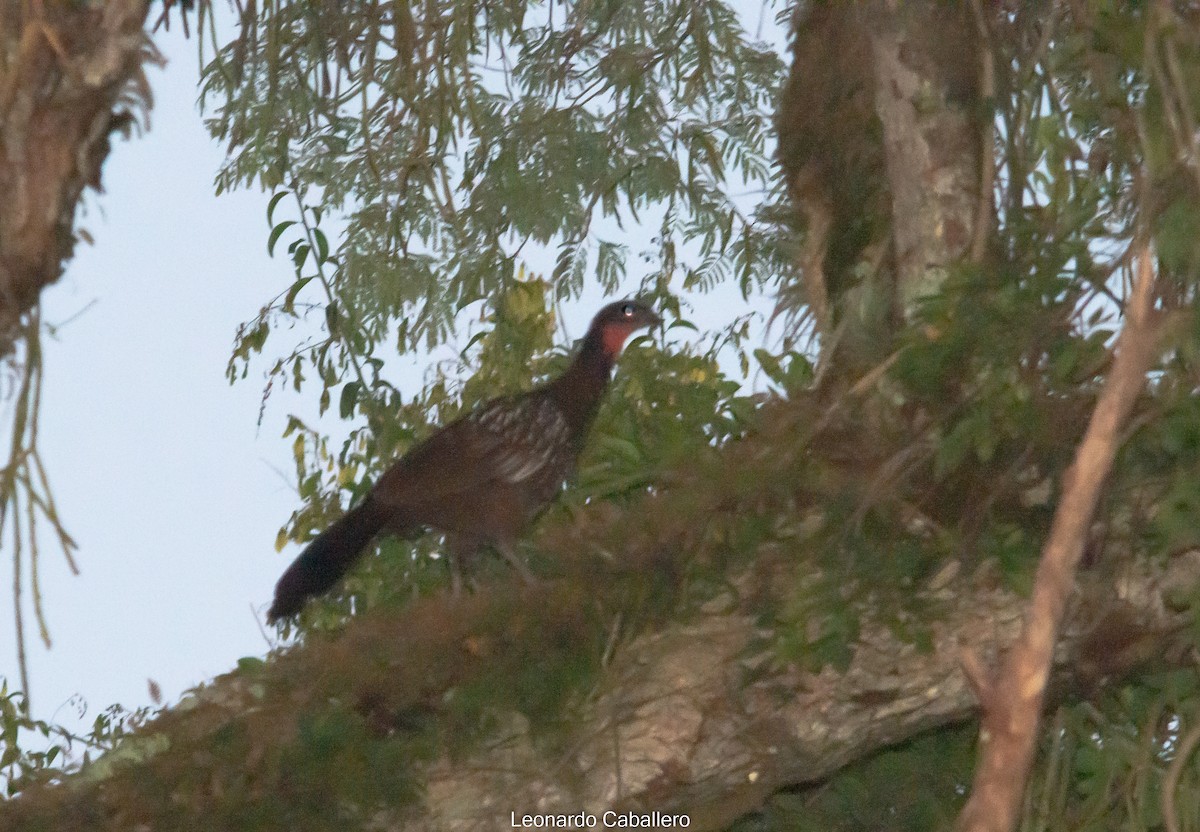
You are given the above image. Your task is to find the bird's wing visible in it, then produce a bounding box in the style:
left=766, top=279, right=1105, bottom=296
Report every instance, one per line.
left=470, top=395, right=575, bottom=485
left=370, top=394, right=572, bottom=510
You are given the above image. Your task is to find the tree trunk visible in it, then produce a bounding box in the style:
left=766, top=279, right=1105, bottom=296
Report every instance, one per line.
left=0, top=0, right=153, bottom=355
left=776, top=0, right=984, bottom=377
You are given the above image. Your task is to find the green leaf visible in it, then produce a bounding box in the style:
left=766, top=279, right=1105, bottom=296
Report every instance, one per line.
left=267, top=190, right=290, bottom=225
left=313, top=228, right=330, bottom=263
left=236, top=656, right=267, bottom=674
left=325, top=301, right=339, bottom=336
left=597, top=434, right=643, bottom=465
left=283, top=276, right=313, bottom=314
left=268, top=220, right=297, bottom=256
left=339, top=381, right=361, bottom=418
left=934, top=419, right=974, bottom=481
left=754, top=348, right=786, bottom=387
left=784, top=352, right=814, bottom=390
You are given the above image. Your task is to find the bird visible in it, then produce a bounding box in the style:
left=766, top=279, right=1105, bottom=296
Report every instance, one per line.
left=266, top=299, right=660, bottom=622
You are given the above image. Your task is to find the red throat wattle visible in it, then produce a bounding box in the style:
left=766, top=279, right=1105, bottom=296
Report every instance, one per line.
left=600, top=323, right=636, bottom=355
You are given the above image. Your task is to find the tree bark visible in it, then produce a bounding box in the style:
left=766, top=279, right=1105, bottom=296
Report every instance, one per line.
left=0, top=0, right=153, bottom=355
left=776, top=0, right=982, bottom=372
left=409, top=556, right=1195, bottom=832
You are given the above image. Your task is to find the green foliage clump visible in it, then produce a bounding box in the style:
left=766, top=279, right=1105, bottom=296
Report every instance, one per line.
left=0, top=682, right=65, bottom=798
left=205, top=0, right=792, bottom=419
left=728, top=726, right=975, bottom=832
left=1, top=678, right=154, bottom=802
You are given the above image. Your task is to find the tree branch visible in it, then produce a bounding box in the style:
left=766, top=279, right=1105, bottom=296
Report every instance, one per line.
left=954, top=247, right=1163, bottom=832
left=4, top=538, right=1197, bottom=830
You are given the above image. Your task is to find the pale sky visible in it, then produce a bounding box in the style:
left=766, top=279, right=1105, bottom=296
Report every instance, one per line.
left=0, top=5, right=782, bottom=740
left=0, top=21, right=303, bottom=728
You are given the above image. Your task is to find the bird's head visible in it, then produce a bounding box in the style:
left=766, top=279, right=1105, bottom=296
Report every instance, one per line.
left=589, top=299, right=661, bottom=356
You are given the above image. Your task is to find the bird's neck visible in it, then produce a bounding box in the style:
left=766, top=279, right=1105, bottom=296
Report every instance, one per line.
left=547, top=332, right=616, bottom=435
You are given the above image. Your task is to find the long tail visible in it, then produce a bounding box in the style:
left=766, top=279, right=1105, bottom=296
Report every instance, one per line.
left=267, top=498, right=387, bottom=622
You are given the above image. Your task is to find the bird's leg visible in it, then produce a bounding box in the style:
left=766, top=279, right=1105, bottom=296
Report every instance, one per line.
left=448, top=550, right=464, bottom=597
left=446, top=534, right=482, bottom=596
left=495, top=542, right=538, bottom=585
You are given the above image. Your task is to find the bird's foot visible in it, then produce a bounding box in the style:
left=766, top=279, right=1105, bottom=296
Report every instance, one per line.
left=497, top=543, right=540, bottom=586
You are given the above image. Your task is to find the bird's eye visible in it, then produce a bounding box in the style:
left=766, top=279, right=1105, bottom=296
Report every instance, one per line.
left=621, top=303, right=634, bottom=317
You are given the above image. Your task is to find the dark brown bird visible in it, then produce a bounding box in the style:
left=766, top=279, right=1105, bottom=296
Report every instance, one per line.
left=267, top=299, right=660, bottom=622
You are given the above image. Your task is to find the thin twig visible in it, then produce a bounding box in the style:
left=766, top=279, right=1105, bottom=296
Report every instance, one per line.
left=4, top=314, right=38, bottom=708
left=968, top=0, right=995, bottom=263
left=2, top=310, right=80, bottom=705
left=27, top=470, right=49, bottom=649
left=290, top=186, right=371, bottom=392
left=1163, top=713, right=1200, bottom=832
left=12, top=488, right=27, bottom=711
